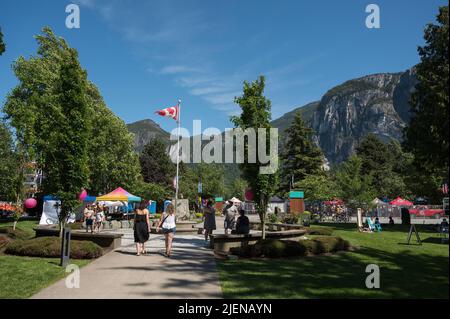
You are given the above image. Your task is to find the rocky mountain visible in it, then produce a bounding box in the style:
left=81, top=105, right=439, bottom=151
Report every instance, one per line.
left=126, top=68, right=417, bottom=166
left=311, top=69, right=417, bottom=164
left=126, top=119, right=171, bottom=152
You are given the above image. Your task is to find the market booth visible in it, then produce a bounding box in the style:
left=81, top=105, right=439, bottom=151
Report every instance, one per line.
left=96, top=187, right=141, bottom=217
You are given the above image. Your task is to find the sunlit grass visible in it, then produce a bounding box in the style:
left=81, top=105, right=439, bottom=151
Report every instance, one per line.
left=217, top=223, right=449, bottom=298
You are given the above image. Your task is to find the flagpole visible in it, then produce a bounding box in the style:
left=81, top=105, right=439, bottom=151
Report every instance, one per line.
left=175, top=99, right=181, bottom=215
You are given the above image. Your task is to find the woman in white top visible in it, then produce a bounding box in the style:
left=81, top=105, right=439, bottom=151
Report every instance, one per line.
left=156, top=203, right=176, bottom=257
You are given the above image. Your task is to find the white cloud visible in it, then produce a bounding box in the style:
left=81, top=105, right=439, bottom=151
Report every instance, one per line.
left=160, top=65, right=202, bottom=75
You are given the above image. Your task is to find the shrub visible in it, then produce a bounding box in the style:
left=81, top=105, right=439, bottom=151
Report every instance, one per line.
left=0, top=235, right=12, bottom=249
left=311, top=213, right=321, bottom=224
left=0, top=227, right=30, bottom=240
left=282, top=216, right=298, bottom=224
left=150, top=213, right=161, bottom=220
left=195, top=213, right=203, bottom=219
left=267, top=213, right=278, bottom=223
left=231, top=239, right=307, bottom=258
left=302, top=236, right=350, bottom=254
left=68, top=223, right=84, bottom=230
left=230, top=236, right=349, bottom=258
left=305, top=228, right=333, bottom=236
left=5, top=237, right=103, bottom=259
left=300, top=212, right=312, bottom=226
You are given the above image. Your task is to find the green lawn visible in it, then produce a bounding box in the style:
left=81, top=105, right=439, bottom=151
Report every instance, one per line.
left=0, top=221, right=90, bottom=299
left=217, top=223, right=449, bottom=298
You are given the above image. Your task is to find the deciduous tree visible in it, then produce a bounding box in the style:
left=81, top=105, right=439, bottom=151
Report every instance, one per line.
left=231, top=76, right=278, bottom=238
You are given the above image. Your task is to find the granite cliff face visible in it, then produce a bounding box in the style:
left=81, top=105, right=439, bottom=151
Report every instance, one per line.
left=126, top=69, right=417, bottom=166
left=310, top=70, right=417, bottom=164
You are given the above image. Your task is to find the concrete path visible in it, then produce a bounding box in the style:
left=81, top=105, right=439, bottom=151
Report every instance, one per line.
left=32, top=229, right=223, bottom=299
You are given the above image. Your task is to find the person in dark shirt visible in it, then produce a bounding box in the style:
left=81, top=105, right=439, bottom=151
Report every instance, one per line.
left=235, top=209, right=250, bottom=235
left=389, top=216, right=395, bottom=225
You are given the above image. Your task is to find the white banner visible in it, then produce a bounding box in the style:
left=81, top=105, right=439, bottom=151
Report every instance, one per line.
left=39, top=200, right=75, bottom=225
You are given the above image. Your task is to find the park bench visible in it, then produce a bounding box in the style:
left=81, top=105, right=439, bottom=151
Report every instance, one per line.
left=209, top=229, right=307, bottom=255
left=34, top=227, right=123, bottom=252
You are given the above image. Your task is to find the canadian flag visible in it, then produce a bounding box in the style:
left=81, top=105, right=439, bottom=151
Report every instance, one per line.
left=155, top=105, right=179, bottom=121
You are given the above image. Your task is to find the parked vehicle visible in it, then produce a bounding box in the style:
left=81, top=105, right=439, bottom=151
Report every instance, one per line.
left=409, top=206, right=445, bottom=219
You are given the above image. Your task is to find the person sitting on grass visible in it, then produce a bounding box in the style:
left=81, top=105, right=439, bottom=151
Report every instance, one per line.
left=389, top=216, right=395, bottom=225
left=374, top=217, right=382, bottom=231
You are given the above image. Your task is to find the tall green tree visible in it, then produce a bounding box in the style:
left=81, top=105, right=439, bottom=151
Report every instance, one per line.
left=231, top=76, right=278, bottom=238
left=226, top=177, right=247, bottom=200
left=42, top=49, right=90, bottom=228
left=404, top=6, right=449, bottom=178
left=280, top=111, right=324, bottom=193
left=333, top=155, right=376, bottom=211
left=0, top=27, right=5, bottom=55
left=3, top=27, right=141, bottom=197
left=179, top=163, right=225, bottom=201
left=356, top=134, right=408, bottom=198
left=0, top=122, right=19, bottom=201
left=293, top=174, right=340, bottom=202
left=139, top=138, right=174, bottom=187
left=86, top=82, right=141, bottom=194
left=133, top=180, right=171, bottom=206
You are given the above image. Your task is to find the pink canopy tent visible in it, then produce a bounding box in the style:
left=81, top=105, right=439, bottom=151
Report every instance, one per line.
left=323, top=199, right=344, bottom=205
left=389, top=197, right=413, bottom=206
left=96, top=187, right=141, bottom=202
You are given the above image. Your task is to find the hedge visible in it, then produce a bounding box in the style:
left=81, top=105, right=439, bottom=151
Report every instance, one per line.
left=230, top=236, right=350, bottom=258
left=301, top=236, right=350, bottom=254
left=5, top=237, right=103, bottom=259
left=305, top=228, right=333, bottom=236
left=0, top=227, right=30, bottom=240
left=0, top=235, right=11, bottom=249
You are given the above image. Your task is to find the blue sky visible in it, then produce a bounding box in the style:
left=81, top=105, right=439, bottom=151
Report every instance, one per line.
left=0, top=0, right=447, bottom=133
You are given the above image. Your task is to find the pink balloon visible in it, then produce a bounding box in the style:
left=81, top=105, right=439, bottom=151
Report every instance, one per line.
left=245, top=189, right=254, bottom=201
left=24, top=198, right=37, bottom=209
left=79, top=189, right=88, bottom=201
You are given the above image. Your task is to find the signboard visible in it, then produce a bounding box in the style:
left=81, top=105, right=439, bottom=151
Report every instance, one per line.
left=215, top=197, right=223, bottom=202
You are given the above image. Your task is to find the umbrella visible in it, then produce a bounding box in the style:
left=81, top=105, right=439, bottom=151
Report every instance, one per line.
left=389, top=197, right=413, bottom=206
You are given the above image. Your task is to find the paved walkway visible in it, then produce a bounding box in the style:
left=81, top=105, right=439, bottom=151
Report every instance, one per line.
left=32, top=228, right=223, bottom=299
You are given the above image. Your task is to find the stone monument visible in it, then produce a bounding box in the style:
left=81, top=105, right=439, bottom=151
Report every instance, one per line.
left=173, top=198, right=189, bottom=220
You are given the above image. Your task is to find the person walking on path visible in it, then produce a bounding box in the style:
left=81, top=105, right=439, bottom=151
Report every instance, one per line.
left=222, top=201, right=238, bottom=235
left=203, top=200, right=216, bottom=242
left=94, top=204, right=105, bottom=233
left=84, top=205, right=94, bottom=234
left=133, top=201, right=150, bottom=256
left=157, top=203, right=177, bottom=257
